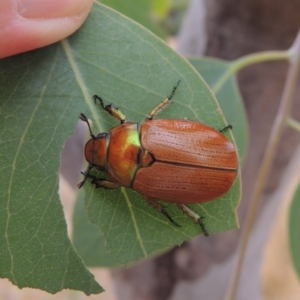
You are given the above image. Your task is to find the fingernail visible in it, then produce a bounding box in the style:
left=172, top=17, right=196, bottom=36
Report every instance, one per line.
left=16, top=0, right=89, bottom=18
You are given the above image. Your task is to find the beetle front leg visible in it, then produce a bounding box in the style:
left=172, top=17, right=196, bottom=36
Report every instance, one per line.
left=78, top=170, right=119, bottom=189
left=91, top=178, right=119, bottom=189
left=144, top=197, right=181, bottom=227
left=176, top=204, right=209, bottom=236
left=88, top=174, right=119, bottom=189
left=79, top=113, right=96, bottom=139
left=147, top=80, right=181, bottom=120
left=93, top=95, right=128, bottom=124
left=77, top=165, right=94, bottom=188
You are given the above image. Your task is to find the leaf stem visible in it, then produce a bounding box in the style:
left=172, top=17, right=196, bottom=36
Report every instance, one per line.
left=212, top=51, right=291, bottom=94
left=226, top=29, right=300, bottom=300
left=287, top=117, right=300, bottom=132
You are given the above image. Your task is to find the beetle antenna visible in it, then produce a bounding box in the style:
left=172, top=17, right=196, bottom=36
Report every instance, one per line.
left=77, top=164, right=93, bottom=188
left=79, top=113, right=96, bottom=139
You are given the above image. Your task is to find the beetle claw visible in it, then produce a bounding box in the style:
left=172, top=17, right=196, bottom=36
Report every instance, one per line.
left=77, top=181, right=84, bottom=188
left=93, top=95, right=105, bottom=108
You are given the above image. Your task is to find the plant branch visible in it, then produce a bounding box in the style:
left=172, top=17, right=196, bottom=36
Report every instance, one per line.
left=226, top=28, right=300, bottom=300
left=212, top=51, right=291, bottom=94
left=287, top=117, right=300, bottom=132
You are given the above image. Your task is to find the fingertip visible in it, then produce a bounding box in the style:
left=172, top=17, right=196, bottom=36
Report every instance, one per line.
left=0, top=0, right=94, bottom=58
left=16, top=0, right=93, bottom=19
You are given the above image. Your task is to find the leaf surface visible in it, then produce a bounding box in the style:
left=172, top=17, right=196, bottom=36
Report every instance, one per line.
left=0, top=2, right=241, bottom=277
left=289, top=184, right=300, bottom=279
left=74, top=57, right=246, bottom=267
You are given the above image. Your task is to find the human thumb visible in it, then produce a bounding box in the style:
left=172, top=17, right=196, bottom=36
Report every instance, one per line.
left=0, top=0, right=93, bottom=58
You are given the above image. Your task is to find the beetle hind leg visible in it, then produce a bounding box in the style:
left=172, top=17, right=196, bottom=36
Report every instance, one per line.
left=144, top=197, right=181, bottom=227
left=219, top=124, right=232, bottom=132
left=176, top=204, right=209, bottom=236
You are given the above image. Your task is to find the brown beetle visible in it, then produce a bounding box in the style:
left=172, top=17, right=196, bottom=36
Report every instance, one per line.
left=78, top=81, right=238, bottom=236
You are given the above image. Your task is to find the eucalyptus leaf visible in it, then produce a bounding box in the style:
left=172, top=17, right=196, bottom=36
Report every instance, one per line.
left=101, top=0, right=166, bottom=38
left=73, top=55, right=245, bottom=267
left=75, top=4, right=241, bottom=265
left=0, top=1, right=241, bottom=282
left=289, top=184, right=300, bottom=279
left=73, top=190, right=119, bottom=267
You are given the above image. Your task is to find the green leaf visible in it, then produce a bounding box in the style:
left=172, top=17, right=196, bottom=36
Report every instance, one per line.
left=289, top=184, right=300, bottom=279
left=77, top=5, right=240, bottom=266
left=73, top=190, right=119, bottom=267
left=188, top=57, right=249, bottom=163
left=0, top=25, right=104, bottom=299
left=0, top=1, right=241, bottom=275
left=101, top=0, right=166, bottom=38
left=152, top=0, right=171, bottom=19
left=73, top=56, right=245, bottom=267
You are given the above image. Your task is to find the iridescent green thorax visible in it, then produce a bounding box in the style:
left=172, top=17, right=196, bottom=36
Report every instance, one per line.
left=106, top=122, right=141, bottom=187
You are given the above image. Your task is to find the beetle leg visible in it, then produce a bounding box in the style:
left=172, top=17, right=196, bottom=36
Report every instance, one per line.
left=176, top=204, right=209, bottom=236
left=219, top=124, right=232, bottom=132
left=91, top=178, right=119, bottom=189
left=79, top=113, right=96, bottom=139
left=147, top=80, right=181, bottom=120
left=77, top=165, right=94, bottom=188
left=93, top=95, right=128, bottom=124
left=87, top=173, right=119, bottom=189
left=144, top=197, right=181, bottom=227
left=78, top=169, right=119, bottom=189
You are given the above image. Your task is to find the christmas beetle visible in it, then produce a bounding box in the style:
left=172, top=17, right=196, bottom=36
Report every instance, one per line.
left=78, top=81, right=238, bottom=236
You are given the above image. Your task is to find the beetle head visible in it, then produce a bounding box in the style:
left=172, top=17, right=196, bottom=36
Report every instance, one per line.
left=84, top=133, right=109, bottom=171
left=79, top=113, right=109, bottom=171
left=78, top=113, right=110, bottom=188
